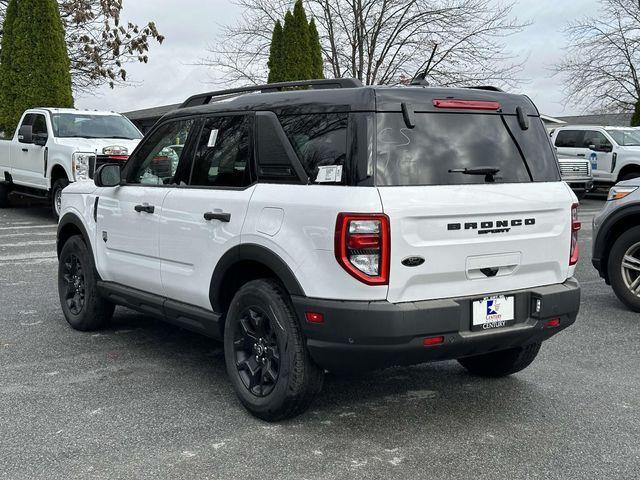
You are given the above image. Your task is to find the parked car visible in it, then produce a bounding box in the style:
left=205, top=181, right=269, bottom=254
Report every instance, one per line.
left=0, top=108, right=143, bottom=217
left=592, top=180, right=640, bottom=311
left=56, top=79, right=581, bottom=421
left=550, top=125, right=640, bottom=188
left=557, top=154, right=593, bottom=200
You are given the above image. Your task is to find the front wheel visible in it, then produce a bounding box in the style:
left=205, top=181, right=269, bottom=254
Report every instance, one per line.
left=51, top=178, right=69, bottom=219
left=607, top=226, right=640, bottom=312
left=0, top=182, right=10, bottom=208
left=58, top=235, right=115, bottom=331
left=224, top=279, right=324, bottom=421
left=458, top=342, right=542, bottom=378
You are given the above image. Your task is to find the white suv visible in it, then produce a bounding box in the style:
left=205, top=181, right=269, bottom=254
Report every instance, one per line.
left=551, top=125, right=640, bottom=186
left=56, top=79, right=581, bottom=421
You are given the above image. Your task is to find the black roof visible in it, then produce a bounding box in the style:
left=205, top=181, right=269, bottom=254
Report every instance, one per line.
left=158, top=81, right=539, bottom=123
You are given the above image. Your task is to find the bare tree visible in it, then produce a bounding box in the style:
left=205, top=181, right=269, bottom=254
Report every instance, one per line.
left=557, top=0, right=640, bottom=113
left=201, top=0, right=526, bottom=88
left=0, top=0, right=165, bottom=93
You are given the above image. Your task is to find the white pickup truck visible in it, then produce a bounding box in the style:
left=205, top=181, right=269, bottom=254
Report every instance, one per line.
left=0, top=108, right=142, bottom=217
left=551, top=125, right=640, bottom=187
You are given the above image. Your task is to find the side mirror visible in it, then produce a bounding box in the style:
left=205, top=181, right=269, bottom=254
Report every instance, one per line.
left=94, top=164, right=122, bottom=187
left=18, top=125, right=33, bottom=144
left=589, top=144, right=613, bottom=153
left=33, top=133, right=48, bottom=147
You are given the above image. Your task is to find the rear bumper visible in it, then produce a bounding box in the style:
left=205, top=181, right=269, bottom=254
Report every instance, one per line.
left=292, top=278, right=580, bottom=372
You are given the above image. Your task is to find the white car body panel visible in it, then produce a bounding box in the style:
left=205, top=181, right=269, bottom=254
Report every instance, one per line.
left=379, top=183, right=575, bottom=304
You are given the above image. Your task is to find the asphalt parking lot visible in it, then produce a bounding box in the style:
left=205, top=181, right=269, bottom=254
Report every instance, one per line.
left=0, top=196, right=638, bottom=480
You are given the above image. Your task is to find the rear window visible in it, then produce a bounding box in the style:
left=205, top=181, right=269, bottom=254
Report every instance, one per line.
left=375, top=113, right=560, bottom=186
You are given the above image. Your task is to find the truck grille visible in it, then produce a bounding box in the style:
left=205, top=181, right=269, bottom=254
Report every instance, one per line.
left=559, top=161, right=589, bottom=177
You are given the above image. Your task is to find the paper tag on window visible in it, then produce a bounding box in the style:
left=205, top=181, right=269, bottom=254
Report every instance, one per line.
left=315, top=165, right=343, bottom=183
left=207, top=129, right=219, bottom=148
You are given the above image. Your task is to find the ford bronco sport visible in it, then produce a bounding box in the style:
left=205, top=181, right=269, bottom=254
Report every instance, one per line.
left=56, top=79, right=581, bottom=421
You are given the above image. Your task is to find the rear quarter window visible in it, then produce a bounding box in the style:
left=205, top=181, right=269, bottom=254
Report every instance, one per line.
left=279, top=113, right=348, bottom=183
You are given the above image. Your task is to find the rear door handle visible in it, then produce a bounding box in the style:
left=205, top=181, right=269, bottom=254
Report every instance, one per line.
left=576, top=154, right=586, bottom=157
left=204, top=211, right=231, bottom=222
left=134, top=204, right=155, bottom=214
left=21, top=148, right=28, bottom=152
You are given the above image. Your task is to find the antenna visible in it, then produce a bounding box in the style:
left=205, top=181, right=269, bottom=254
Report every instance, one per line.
left=411, top=44, right=438, bottom=86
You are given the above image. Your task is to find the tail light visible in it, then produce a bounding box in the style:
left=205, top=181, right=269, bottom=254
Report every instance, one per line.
left=570, top=203, right=581, bottom=266
left=335, top=213, right=390, bottom=285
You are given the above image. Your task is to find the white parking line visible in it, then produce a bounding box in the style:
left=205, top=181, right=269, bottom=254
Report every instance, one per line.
left=0, top=251, right=57, bottom=262
left=0, top=240, right=57, bottom=248
left=0, top=232, right=55, bottom=239
left=0, top=224, right=57, bottom=231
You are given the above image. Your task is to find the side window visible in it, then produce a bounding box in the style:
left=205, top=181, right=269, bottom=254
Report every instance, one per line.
left=32, top=115, right=47, bottom=136
left=189, top=115, right=252, bottom=188
left=278, top=113, right=348, bottom=183
left=555, top=130, right=583, bottom=148
left=128, top=119, right=196, bottom=186
left=582, top=131, right=611, bottom=149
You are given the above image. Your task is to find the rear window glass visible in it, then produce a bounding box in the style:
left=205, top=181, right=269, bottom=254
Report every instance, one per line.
left=279, top=113, right=348, bottom=183
left=375, top=113, right=559, bottom=186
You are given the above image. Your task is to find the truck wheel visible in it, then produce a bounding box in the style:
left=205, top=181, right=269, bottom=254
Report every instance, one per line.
left=458, top=342, right=542, bottom=378
left=51, top=178, right=69, bottom=219
left=607, top=226, right=640, bottom=312
left=620, top=172, right=640, bottom=182
left=0, top=182, right=10, bottom=208
left=224, top=279, right=324, bottom=421
left=58, top=235, right=115, bottom=331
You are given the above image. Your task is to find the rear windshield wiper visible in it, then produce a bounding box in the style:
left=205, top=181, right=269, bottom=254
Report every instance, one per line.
left=448, top=166, right=500, bottom=182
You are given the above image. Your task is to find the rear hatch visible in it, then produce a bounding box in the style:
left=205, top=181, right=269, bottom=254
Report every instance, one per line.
left=374, top=98, right=573, bottom=303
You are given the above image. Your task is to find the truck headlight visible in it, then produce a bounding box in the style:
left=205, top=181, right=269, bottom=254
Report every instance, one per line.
left=72, top=152, right=95, bottom=181
left=608, top=186, right=638, bottom=201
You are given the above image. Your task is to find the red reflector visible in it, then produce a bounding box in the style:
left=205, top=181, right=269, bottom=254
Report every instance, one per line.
left=305, top=312, right=324, bottom=324
left=433, top=99, right=501, bottom=110
left=423, top=336, right=444, bottom=346
left=546, top=318, right=561, bottom=328
left=108, top=155, right=129, bottom=161
left=347, top=234, right=381, bottom=250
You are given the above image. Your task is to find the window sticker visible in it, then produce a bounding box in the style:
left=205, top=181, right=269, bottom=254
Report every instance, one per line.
left=207, top=129, right=219, bottom=148
left=316, top=165, right=343, bottom=183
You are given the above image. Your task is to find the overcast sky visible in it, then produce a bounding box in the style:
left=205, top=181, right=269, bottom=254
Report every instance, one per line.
left=76, top=0, right=602, bottom=117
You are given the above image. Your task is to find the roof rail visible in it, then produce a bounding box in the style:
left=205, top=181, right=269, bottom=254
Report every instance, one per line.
left=466, top=86, right=504, bottom=92
left=180, top=78, right=364, bottom=109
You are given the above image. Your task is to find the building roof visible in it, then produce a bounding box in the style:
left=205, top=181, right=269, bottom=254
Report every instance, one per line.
left=556, top=113, right=632, bottom=127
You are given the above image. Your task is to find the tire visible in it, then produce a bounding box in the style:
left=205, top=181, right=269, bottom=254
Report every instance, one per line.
left=620, top=172, right=640, bottom=182
left=51, top=178, right=69, bottom=219
left=224, top=279, right=324, bottom=421
left=58, top=235, right=115, bottom=331
left=0, top=182, right=10, bottom=208
left=607, top=226, right=640, bottom=312
left=458, top=342, right=542, bottom=378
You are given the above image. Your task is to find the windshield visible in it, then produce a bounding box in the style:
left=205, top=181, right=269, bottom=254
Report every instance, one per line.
left=51, top=114, right=142, bottom=140
left=375, top=113, right=560, bottom=186
left=606, top=129, right=640, bottom=146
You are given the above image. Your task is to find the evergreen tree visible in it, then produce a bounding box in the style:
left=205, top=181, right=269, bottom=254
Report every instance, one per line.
left=632, top=98, right=640, bottom=127
left=267, top=20, right=285, bottom=83
left=0, top=0, right=18, bottom=134
left=308, top=18, right=324, bottom=79
left=0, top=0, right=73, bottom=135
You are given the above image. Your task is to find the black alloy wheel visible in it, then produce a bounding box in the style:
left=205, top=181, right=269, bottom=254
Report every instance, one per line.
left=62, top=253, right=86, bottom=315
left=233, top=306, right=281, bottom=397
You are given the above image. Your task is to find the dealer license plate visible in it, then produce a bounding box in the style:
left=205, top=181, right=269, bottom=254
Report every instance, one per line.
left=472, top=295, right=515, bottom=331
